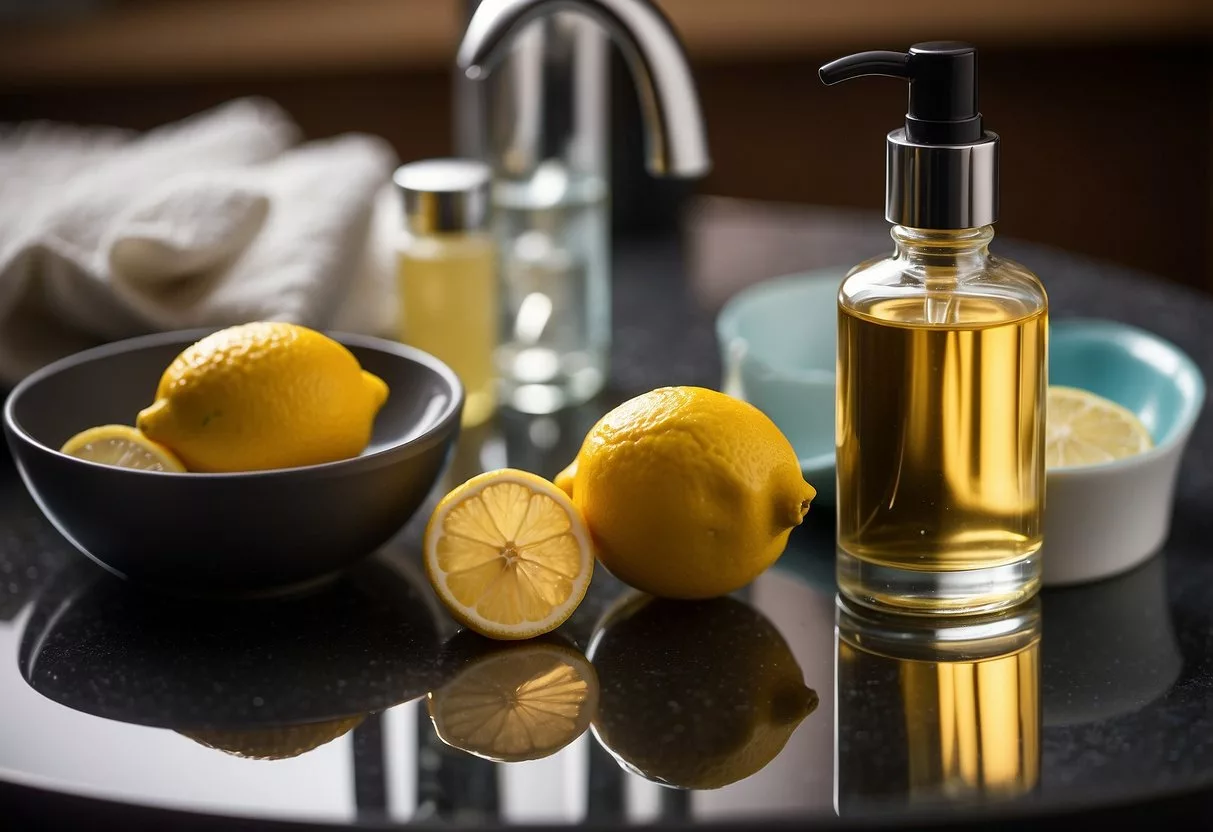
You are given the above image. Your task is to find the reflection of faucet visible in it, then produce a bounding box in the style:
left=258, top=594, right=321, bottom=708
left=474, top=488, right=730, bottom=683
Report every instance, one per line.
left=455, top=0, right=710, bottom=413
left=457, top=0, right=710, bottom=177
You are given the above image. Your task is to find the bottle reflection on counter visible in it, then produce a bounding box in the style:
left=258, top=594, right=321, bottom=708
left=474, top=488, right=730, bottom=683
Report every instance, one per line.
left=899, top=646, right=1039, bottom=799
left=835, top=599, right=1041, bottom=811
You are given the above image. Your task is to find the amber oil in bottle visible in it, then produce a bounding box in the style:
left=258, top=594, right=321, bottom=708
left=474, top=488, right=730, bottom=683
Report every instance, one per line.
left=836, top=227, right=1047, bottom=613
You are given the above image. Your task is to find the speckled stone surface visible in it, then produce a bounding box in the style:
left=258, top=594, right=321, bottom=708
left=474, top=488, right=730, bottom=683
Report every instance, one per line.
left=1, top=210, right=1212, bottom=829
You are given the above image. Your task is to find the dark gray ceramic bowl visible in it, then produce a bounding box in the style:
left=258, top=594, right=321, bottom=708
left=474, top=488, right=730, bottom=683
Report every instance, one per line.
left=2, top=329, right=463, bottom=595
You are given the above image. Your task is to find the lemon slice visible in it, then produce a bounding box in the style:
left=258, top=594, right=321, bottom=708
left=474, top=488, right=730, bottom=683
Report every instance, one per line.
left=1046, top=386, right=1153, bottom=468
left=424, top=468, right=594, bottom=640
left=428, top=641, right=599, bottom=762
left=60, top=425, right=186, bottom=473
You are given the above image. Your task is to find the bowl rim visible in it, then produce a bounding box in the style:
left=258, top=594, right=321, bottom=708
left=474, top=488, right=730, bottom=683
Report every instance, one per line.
left=716, top=267, right=843, bottom=385
left=2, top=328, right=465, bottom=480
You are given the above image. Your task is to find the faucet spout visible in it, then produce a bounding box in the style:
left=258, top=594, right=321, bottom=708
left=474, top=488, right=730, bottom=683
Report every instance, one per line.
left=457, top=0, right=710, bottom=178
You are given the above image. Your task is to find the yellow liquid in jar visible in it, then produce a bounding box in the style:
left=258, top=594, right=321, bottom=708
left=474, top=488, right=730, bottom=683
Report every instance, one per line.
left=398, top=234, right=498, bottom=428
left=836, top=296, right=1046, bottom=571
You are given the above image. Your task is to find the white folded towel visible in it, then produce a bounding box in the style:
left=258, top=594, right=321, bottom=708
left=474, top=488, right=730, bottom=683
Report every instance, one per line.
left=0, top=97, right=400, bottom=385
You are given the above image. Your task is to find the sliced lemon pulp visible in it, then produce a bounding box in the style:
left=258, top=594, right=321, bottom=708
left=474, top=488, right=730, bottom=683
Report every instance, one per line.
left=424, top=468, right=594, bottom=640
left=60, top=425, right=186, bottom=473
left=427, top=642, right=599, bottom=762
left=1046, top=386, right=1153, bottom=468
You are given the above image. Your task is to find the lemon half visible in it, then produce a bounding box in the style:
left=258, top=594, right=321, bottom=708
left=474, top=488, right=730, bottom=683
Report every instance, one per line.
left=60, top=425, right=186, bottom=473
left=424, top=469, right=594, bottom=640
left=1046, top=386, right=1153, bottom=468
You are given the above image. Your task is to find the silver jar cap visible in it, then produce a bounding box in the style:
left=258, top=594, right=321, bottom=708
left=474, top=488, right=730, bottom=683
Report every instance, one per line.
left=393, top=158, right=491, bottom=234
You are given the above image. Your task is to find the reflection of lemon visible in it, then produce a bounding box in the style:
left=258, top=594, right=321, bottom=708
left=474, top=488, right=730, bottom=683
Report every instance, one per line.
left=60, top=424, right=185, bottom=472
left=136, top=323, right=388, bottom=472
left=424, top=469, right=594, bottom=640
left=556, top=387, right=815, bottom=599
left=181, top=715, right=365, bottom=760
left=1046, top=386, right=1152, bottom=468
left=427, top=638, right=599, bottom=762
left=588, top=593, right=817, bottom=789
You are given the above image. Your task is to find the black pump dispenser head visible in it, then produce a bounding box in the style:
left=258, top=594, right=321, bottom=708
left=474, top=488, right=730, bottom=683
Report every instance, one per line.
left=819, top=42, right=998, bottom=230
left=819, top=42, right=981, bottom=145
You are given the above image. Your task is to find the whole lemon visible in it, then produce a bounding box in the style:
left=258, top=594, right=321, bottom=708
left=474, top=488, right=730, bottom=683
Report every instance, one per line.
left=557, top=386, right=815, bottom=599
left=137, top=323, right=388, bottom=472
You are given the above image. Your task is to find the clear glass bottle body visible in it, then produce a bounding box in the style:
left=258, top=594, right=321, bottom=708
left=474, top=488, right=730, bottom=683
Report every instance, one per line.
left=836, top=226, right=1048, bottom=614
left=397, top=231, right=499, bottom=428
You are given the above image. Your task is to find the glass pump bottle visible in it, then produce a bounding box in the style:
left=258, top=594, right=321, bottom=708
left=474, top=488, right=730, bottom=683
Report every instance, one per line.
left=822, top=43, right=1048, bottom=615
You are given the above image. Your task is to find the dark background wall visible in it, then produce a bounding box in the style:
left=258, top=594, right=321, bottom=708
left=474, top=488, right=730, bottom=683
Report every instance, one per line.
left=2, top=2, right=1210, bottom=292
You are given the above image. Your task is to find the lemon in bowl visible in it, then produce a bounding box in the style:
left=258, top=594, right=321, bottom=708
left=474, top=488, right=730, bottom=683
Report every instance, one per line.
left=2, top=328, right=463, bottom=594
left=133, top=323, right=389, bottom=473
left=59, top=424, right=186, bottom=473
left=1046, top=385, right=1154, bottom=467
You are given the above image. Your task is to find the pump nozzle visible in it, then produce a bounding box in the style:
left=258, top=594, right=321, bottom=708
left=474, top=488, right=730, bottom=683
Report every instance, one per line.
left=820, top=42, right=981, bottom=145
left=819, top=41, right=997, bottom=229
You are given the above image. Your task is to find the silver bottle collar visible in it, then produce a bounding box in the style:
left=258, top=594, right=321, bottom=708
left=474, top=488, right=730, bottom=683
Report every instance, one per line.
left=885, top=129, right=999, bottom=229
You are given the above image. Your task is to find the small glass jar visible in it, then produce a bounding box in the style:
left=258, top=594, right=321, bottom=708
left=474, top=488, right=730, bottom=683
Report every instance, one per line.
left=394, top=159, right=498, bottom=428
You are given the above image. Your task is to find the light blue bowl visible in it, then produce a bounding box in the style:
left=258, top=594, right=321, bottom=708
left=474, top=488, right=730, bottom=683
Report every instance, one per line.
left=716, top=273, right=1207, bottom=579
left=716, top=269, right=841, bottom=502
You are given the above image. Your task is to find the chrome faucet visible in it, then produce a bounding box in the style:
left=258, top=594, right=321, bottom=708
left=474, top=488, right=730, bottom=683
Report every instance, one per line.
left=455, top=0, right=709, bottom=413
left=457, top=0, right=710, bottom=177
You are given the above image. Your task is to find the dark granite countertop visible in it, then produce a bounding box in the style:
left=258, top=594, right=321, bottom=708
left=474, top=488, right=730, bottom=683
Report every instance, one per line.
left=1, top=200, right=1212, bottom=830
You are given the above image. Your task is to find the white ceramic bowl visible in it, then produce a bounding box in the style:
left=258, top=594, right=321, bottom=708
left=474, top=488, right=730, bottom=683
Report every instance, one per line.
left=1042, top=320, right=1205, bottom=585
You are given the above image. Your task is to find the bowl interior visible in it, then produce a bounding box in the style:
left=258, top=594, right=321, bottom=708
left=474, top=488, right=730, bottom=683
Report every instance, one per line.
left=717, top=270, right=841, bottom=378
left=1050, top=319, right=1206, bottom=449
left=8, top=331, right=460, bottom=463
left=740, top=373, right=835, bottom=481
